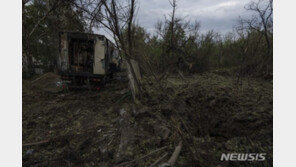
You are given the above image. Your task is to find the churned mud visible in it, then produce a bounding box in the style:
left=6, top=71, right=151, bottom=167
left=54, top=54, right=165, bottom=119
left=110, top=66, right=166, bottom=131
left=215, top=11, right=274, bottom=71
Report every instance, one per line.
left=23, top=71, right=272, bottom=166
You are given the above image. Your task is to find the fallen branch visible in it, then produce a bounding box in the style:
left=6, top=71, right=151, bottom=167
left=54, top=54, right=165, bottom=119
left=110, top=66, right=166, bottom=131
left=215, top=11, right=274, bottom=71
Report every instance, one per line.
left=149, top=152, right=168, bottom=167
left=168, top=141, right=182, bottom=166
left=115, top=91, right=131, bottom=104
left=31, top=73, right=50, bottom=84
left=23, top=139, right=50, bottom=147
left=23, top=125, right=106, bottom=147
left=159, top=141, right=183, bottom=167
left=177, top=70, right=186, bottom=80
left=116, top=146, right=168, bottom=167
left=173, top=116, right=199, bottom=162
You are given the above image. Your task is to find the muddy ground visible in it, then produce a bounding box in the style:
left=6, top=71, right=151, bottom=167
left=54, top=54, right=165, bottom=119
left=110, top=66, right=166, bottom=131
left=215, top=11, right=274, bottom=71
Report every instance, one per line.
left=23, top=71, right=272, bottom=167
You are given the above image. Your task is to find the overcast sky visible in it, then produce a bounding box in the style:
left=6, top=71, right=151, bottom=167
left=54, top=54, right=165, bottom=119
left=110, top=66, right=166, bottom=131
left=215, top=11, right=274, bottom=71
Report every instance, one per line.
left=137, top=0, right=253, bottom=34
left=98, top=0, right=253, bottom=39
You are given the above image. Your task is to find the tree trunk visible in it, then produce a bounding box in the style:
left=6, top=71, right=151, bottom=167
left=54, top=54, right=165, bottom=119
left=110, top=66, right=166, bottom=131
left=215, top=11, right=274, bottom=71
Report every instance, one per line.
left=126, top=59, right=141, bottom=102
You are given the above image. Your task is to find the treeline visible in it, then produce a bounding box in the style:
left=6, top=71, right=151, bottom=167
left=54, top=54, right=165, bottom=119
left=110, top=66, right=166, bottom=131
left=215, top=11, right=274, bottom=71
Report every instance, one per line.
left=22, top=0, right=86, bottom=76
left=132, top=0, right=273, bottom=78
left=22, top=0, right=273, bottom=79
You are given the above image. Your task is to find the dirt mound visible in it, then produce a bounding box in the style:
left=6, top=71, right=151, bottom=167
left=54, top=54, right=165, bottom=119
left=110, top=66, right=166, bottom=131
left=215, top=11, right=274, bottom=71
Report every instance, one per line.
left=140, top=73, right=272, bottom=166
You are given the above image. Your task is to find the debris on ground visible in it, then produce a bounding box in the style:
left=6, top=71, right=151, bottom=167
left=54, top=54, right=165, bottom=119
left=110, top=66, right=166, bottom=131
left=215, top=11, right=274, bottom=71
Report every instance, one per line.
left=30, top=72, right=63, bottom=93
left=23, top=71, right=272, bottom=166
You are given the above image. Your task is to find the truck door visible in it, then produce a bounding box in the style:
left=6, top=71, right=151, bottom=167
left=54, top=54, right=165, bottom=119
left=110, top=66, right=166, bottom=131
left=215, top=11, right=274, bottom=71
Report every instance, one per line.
left=93, top=38, right=106, bottom=75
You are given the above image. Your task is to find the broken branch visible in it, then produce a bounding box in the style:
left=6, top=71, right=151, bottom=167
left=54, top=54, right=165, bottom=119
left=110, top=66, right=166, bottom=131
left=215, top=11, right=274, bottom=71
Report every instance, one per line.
left=149, top=152, right=168, bottom=167
left=168, top=141, right=182, bottom=166
left=116, top=146, right=168, bottom=166
left=23, top=139, right=50, bottom=147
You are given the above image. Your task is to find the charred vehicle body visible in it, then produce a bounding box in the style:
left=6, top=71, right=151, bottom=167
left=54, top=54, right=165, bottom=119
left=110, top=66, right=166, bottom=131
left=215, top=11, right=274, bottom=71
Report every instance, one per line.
left=57, top=32, right=120, bottom=89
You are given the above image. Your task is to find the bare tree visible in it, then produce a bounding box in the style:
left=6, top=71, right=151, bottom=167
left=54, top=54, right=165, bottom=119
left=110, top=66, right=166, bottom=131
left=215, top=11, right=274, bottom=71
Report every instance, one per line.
left=237, top=0, right=273, bottom=75
left=24, top=0, right=67, bottom=39
left=242, top=0, right=273, bottom=55
left=169, top=0, right=177, bottom=53
left=74, top=0, right=142, bottom=102
left=22, top=0, right=69, bottom=74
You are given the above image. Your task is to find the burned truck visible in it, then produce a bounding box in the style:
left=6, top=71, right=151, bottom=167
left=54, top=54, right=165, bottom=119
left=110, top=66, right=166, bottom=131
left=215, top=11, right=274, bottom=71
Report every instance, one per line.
left=57, top=32, right=120, bottom=89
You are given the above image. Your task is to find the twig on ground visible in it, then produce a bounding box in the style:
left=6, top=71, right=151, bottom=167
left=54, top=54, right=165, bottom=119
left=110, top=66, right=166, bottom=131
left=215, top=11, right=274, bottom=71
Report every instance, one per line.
left=167, top=141, right=182, bottom=166
left=23, top=125, right=106, bottom=147
left=23, top=139, right=50, bottom=147
left=115, top=91, right=131, bottom=104
left=149, top=152, right=168, bottom=167
left=31, top=73, right=50, bottom=84
left=116, top=146, right=168, bottom=167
